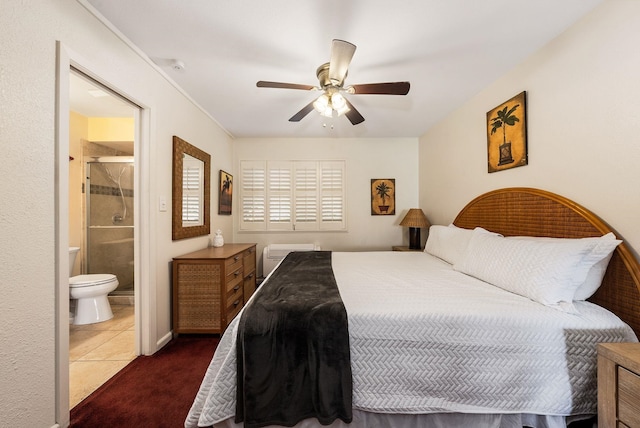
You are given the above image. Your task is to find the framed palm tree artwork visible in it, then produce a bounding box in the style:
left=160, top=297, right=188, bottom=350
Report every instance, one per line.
left=371, top=179, right=395, bottom=215
left=486, top=91, right=528, bottom=173
left=218, top=170, right=233, bottom=215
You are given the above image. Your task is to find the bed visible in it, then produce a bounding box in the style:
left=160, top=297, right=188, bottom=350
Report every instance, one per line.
left=185, top=187, right=640, bottom=428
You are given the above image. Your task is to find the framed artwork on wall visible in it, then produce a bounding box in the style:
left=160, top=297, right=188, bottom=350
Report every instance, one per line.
left=486, top=91, right=528, bottom=173
left=218, top=170, right=233, bottom=215
left=371, top=178, right=395, bottom=215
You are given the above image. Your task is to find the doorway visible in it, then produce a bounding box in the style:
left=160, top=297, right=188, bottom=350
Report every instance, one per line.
left=68, top=70, right=139, bottom=407
left=57, top=42, right=155, bottom=427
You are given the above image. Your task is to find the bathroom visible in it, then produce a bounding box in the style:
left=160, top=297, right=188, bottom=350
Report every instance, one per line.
left=68, top=71, right=138, bottom=407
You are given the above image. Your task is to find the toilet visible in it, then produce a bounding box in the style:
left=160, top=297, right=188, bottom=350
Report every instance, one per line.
left=69, top=247, right=119, bottom=325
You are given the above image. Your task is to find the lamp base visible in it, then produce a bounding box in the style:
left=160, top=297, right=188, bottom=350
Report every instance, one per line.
left=408, top=227, right=421, bottom=250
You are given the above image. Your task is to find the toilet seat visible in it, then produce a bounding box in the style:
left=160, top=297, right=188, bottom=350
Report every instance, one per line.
left=70, top=273, right=117, bottom=288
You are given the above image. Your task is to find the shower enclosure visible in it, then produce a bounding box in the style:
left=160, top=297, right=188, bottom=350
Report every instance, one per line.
left=85, top=156, right=134, bottom=295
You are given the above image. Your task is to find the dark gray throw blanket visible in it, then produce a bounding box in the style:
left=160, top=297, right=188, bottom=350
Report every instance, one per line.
left=235, top=251, right=352, bottom=428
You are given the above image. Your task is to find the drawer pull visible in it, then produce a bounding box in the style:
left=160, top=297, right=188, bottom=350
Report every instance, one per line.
left=233, top=299, right=240, bottom=307
left=234, top=255, right=240, bottom=261
left=248, top=273, right=254, bottom=279
left=234, top=285, right=240, bottom=291
left=234, top=270, right=241, bottom=277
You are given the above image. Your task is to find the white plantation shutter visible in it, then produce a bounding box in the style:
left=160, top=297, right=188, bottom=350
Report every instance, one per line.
left=240, top=161, right=266, bottom=230
left=267, top=162, right=292, bottom=230
left=293, top=162, right=318, bottom=230
left=182, top=157, right=204, bottom=225
left=320, top=161, right=345, bottom=230
left=239, top=160, right=346, bottom=231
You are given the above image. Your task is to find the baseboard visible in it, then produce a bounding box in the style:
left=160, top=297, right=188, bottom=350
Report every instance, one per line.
left=156, top=331, right=173, bottom=351
left=108, top=294, right=134, bottom=306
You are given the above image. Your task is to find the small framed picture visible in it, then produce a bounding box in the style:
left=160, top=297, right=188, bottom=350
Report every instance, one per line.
left=487, top=91, right=528, bottom=173
left=218, top=170, right=233, bottom=215
left=371, top=179, right=395, bottom=215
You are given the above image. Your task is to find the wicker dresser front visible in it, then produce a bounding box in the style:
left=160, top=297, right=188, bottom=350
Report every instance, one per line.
left=172, top=243, right=256, bottom=334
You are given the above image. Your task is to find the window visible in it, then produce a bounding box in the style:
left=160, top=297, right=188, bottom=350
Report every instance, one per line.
left=239, top=160, right=346, bottom=231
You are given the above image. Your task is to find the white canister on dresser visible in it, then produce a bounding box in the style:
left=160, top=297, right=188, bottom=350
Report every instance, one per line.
left=212, top=229, right=224, bottom=247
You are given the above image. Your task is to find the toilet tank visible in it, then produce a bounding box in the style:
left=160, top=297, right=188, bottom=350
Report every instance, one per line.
left=69, top=247, right=80, bottom=276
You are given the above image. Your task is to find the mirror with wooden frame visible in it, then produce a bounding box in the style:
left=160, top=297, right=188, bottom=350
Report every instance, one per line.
left=172, top=136, right=211, bottom=240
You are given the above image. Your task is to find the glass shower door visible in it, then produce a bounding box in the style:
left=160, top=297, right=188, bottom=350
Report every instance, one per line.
left=86, top=157, right=135, bottom=295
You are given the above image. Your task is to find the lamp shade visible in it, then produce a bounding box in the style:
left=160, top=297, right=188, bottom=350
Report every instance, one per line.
left=399, top=208, right=430, bottom=228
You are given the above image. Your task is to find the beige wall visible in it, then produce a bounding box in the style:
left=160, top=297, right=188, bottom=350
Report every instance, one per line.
left=232, top=137, right=420, bottom=275
left=1, top=1, right=233, bottom=426
left=419, top=0, right=640, bottom=260
left=87, top=117, right=135, bottom=142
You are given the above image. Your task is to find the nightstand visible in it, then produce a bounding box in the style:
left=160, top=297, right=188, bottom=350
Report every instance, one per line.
left=597, top=342, right=640, bottom=428
left=392, top=246, right=423, bottom=252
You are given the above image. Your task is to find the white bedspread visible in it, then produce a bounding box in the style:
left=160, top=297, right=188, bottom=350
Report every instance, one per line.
left=185, top=252, right=637, bottom=428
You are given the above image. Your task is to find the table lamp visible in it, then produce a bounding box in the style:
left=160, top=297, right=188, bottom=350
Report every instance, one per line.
left=399, top=208, right=430, bottom=250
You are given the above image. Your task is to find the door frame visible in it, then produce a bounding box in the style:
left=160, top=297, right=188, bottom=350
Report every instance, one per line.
left=55, top=41, right=156, bottom=426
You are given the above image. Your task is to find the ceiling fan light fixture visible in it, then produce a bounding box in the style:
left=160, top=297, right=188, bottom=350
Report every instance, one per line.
left=313, top=92, right=350, bottom=117
left=334, top=103, right=350, bottom=116
left=330, top=92, right=350, bottom=116
left=313, top=94, right=330, bottom=113
left=331, top=93, right=346, bottom=110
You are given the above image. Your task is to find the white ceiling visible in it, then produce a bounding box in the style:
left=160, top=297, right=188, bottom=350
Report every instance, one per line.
left=70, top=72, right=135, bottom=153
left=82, top=0, right=602, bottom=139
left=70, top=72, right=136, bottom=118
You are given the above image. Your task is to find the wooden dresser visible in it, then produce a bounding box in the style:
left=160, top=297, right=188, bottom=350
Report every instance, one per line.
left=597, top=342, right=640, bottom=428
left=172, top=243, right=256, bottom=334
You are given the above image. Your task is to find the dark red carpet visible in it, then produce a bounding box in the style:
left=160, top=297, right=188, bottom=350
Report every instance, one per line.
left=70, top=335, right=219, bottom=427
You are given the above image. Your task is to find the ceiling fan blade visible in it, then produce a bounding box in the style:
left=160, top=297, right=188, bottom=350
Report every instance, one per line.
left=350, top=82, right=410, bottom=95
left=329, top=39, right=356, bottom=86
left=257, top=81, right=316, bottom=91
left=344, top=98, right=365, bottom=125
left=289, top=101, right=316, bottom=122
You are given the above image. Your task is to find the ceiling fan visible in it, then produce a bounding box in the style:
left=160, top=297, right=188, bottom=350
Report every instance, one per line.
left=256, top=39, right=410, bottom=125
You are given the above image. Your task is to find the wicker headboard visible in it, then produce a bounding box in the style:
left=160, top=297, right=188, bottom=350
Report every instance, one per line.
left=453, top=187, right=640, bottom=337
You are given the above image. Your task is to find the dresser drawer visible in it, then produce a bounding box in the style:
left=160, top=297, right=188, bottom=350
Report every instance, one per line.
left=225, top=268, right=243, bottom=292
left=618, top=366, right=640, bottom=428
left=226, top=291, right=243, bottom=325
left=244, top=271, right=256, bottom=300
left=243, top=247, right=256, bottom=273
left=227, top=280, right=243, bottom=300
left=226, top=253, right=243, bottom=271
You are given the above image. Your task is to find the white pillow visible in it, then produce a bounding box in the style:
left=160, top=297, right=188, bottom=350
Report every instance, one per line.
left=507, top=233, right=620, bottom=300
left=453, top=229, right=621, bottom=310
left=424, top=224, right=474, bottom=265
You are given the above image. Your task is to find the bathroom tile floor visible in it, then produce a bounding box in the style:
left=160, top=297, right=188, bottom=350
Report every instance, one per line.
left=69, top=304, right=136, bottom=409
